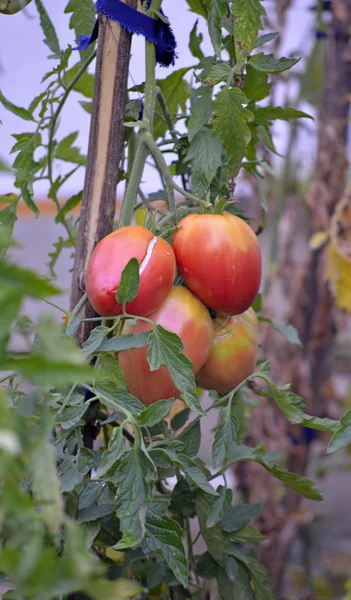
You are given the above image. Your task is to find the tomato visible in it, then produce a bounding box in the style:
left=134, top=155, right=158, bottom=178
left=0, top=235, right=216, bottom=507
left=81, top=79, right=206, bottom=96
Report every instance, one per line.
left=172, top=213, right=262, bottom=315
left=86, top=226, right=176, bottom=317
left=195, top=308, right=258, bottom=394
left=118, top=286, right=214, bottom=405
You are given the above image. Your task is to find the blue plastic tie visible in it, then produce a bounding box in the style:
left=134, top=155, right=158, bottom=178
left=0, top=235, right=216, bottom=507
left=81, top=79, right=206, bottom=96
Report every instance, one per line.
left=76, top=0, right=177, bottom=68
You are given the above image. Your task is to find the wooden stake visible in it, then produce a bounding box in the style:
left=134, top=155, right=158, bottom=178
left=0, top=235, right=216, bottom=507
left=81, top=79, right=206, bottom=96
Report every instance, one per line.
left=71, top=2, right=136, bottom=344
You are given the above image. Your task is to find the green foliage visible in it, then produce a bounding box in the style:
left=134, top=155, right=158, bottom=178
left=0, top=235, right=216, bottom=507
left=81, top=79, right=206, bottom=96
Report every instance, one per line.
left=65, top=0, right=96, bottom=60
left=232, top=0, right=265, bottom=71
left=116, top=258, right=140, bottom=305
left=186, top=127, right=222, bottom=196
left=34, top=0, right=60, bottom=57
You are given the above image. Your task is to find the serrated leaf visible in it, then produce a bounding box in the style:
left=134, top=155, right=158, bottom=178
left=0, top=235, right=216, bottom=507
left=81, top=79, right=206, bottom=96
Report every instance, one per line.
left=243, top=66, right=271, bottom=102
left=95, top=354, right=127, bottom=395
left=56, top=402, right=87, bottom=430
left=34, top=0, right=60, bottom=57
left=65, top=0, right=96, bottom=60
left=169, top=477, right=196, bottom=518
left=186, top=128, right=222, bottom=197
left=326, top=411, right=351, bottom=454
left=114, top=447, right=156, bottom=549
left=231, top=522, right=265, bottom=544
left=252, top=105, right=313, bottom=124
left=55, top=131, right=86, bottom=166
left=207, top=62, right=231, bottom=83
left=172, top=453, right=217, bottom=496
left=138, top=399, right=175, bottom=428
left=65, top=63, right=95, bottom=98
left=0, top=90, right=34, bottom=121
left=260, top=463, right=323, bottom=501
left=208, top=0, right=228, bottom=57
left=176, top=417, right=201, bottom=457
left=155, top=68, right=191, bottom=138
left=212, top=406, right=239, bottom=467
left=143, top=500, right=188, bottom=587
left=55, top=192, right=82, bottom=223
left=189, top=19, right=204, bottom=60
left=82, top=326, right=110, bottom=356
left=249, top=52, right=300, bottom=73
left=98, top=332, right=150, bottom=352
left=185, top=0, right=211, bottom=18
left=255, top=32, right=279, bottom=48
left=221, top=501, right=263, bottom=532
left=116, top=258, right=140, bottom=305
left=213, top=88, right=253, bottom=177
left=59, top=448, right=95, bottom=492
left=147, top=325, right=204, bottom=415
left=188, top=86, right=213, bottom=141
left=207, top=485, right=233, bottom=528
left=232, top=0, right=266, bottom=72
left=95, top=426, right=125, bottom=478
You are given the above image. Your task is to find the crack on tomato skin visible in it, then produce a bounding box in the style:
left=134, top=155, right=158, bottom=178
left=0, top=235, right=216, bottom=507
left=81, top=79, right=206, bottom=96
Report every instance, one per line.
left=139, top=236, right=158, bottom=275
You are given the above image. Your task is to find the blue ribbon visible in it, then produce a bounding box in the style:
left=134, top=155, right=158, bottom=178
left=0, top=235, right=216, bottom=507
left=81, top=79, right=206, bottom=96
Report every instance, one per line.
left=77, top=0, right=177, bottom=68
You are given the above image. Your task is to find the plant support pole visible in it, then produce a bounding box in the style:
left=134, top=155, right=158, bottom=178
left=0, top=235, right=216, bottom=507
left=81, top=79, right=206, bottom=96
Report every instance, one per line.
left=70, top=3, right=136, bottom=344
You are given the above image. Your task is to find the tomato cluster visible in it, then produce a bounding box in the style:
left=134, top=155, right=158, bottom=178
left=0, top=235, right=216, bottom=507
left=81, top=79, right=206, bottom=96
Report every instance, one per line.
left=86, top=213, right=262, bottom=404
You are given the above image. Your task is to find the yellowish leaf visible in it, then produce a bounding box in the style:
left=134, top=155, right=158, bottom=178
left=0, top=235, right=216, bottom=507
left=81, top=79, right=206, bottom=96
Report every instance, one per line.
left=326, top=241, right=351, bottom=313
left=309, top=231, right=329, bottom=250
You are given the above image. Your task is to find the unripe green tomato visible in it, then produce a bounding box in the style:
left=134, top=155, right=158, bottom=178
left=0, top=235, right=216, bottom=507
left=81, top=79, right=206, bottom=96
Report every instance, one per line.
left=119, top=286, right=214, bottom=405
left=0, top=0, right=32, bottom=14
left=196, top=308, right=258, bottom=394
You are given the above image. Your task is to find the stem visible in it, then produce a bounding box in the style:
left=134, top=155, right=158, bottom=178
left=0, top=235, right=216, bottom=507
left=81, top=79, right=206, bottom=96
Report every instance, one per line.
left=42, top=298, right=69, bottom=315
left=144, top=133, right=176, bottom=216
left=156, top=88, right=177, bottom=141
left=119, top=136, right=149, bottom=226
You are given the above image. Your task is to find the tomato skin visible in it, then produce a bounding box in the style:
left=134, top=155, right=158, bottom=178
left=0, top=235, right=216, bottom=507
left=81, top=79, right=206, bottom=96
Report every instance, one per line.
left=86, top=226, right=176, bottom=317
left=172, top=213, right=262, bottom=315
left=118, top=286, right=214, bottom=405
left=196, top=308, right=258, bottom=395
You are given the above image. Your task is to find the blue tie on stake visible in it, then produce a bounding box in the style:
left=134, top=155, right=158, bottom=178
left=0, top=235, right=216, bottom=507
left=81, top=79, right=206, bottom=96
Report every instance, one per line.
left=76, top=0, right=177, bottom=67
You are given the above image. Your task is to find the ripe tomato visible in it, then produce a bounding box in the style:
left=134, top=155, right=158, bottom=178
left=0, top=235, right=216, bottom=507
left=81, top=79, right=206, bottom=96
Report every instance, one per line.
left=172, top=213, right=262, bottom=315
left=118, top=286, right=214, bottom=405
left=86, top=226, right=176, bottom=317
left=196, top=308, right=258, bottom=394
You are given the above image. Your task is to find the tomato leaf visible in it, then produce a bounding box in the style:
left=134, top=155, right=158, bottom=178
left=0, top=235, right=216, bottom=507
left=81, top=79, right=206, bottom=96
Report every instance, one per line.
left=82, top=326, right=110, bottom=356
left=212, top=406, right=239, bottom=467
left=252, top=105, right=313, bottom=124
left=147, top=325, right=205, bottom=415
left=59, top=448, right=95, bottom=492
left=326, top=411, right=351, bottom=454
left=232, top=0, right=266, bottom=72
left=98, top=332, right=150, bottom=352
left=55, top=132, right=87, bottom=166
left=176, top=417, right=201, bottom=457
left=116, top=258, right=140, bottom=305
left=221, top=501, right=263, bottom=532
left=189, top=19, right=204, bottom=60
left=208, top=0, right=228, bottom=57
left=95, top=426, right=126, bottom=478
left=138, top=398, right=175, bottom=428
left=186, top=128, right=222, bottom=197
left=34, top=0, right=61, bottom=57
left=171, top=452, right=217, bottom=496
left=154, top=68, right=192, bottom=138
left=185, top=0, right=211, bottom=18
left=249, top=53, right=300, bottom=73
left=213, top=88, right=253, bottom=177
left=206, top=485, right=233, bottom=528
left=255, top=31, right=279, bottom=48
left=65, top=64, right=95, bottom=98
left=65, top=0, right=96, bottom=60
left=142, top=500, right=189, bottom=587
left=188, top=86, right=213, bottom=141
left=243, top=66, right=272, bottom=102
left=169, top=477, right=196, bottom=518
left=0, top=90, right=35, bottom=121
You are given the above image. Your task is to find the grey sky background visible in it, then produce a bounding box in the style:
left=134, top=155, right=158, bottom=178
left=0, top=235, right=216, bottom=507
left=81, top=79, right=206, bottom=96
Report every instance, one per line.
left=0, top=1, right=315, bottom=199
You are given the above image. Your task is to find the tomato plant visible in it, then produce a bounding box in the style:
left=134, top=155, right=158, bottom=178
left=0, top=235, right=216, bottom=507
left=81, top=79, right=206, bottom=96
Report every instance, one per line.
left=119, top=286, right=213, bottom=404
left=86, top=225, right=176, bottom=317
left=173, top=213, right=262, bottom=315
left=0, top=1, right=350, bottom=600
left=196, top=308, right=258, bottom=394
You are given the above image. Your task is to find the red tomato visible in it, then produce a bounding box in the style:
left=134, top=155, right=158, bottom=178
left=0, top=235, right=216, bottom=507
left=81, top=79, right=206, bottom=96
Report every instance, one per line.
left=86, top=226, right=176, bottom=317
left=196, top=308, right=258, bottom=394
left=118, top=286, right=214, bottom=405
left=172, top=213, right=262, bottom=315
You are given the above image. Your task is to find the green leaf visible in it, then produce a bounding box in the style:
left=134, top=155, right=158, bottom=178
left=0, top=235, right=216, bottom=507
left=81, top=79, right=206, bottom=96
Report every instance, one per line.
left=55, top=131, right=86, bottom=166
left=186, top=128, right=222, bottom=197
left=11, top=132, right=42, bottom=217
left=213, top=88, right=253, bottom=177
left=197, top=552, right=219, bottom=579
left=232, top=0, right=266, bottom=71
left=249, top=53, right=300, bottom=73
left=147, top=325, right=204, bottom=415
left=269, top=319, right=302, bottom=346
left=56, top=398, right=87, bottom=430
left=0, top=155, right=11, bottom=172
left=0, top=89, right=34, bottom=121
left=189, top=19, right=204, bottom=60
left=143, top=500, right=188, bottom=587
left=55, top=191, right=82, bottom=223
left=221, top=501, right=263, bottom=532
left=0, top=0, right=32, bottom=14
left=326, top=411, right=351, bottom=454
left=0, top=262, right=59, bottom=298
left=81, top=326, right=110, bottom=356
left=255, top=31, right=279, bottom=48
left=243, top=66, right=271, bottom=102
left=98, top=332, right=150, bottom=352
left=0, top=291, right=22, bottom=354
left=3, top=354, right=94, bottom=386
left=65, top=0, right=96, bottom=60
left=155, top=68, right=191, bottom=138
left=224, top=555, right=239, bottom=582
left=252, top=105, right=313, bottom=124
left=212, top=406, right=239, bottom=467
left=114, top=447, right=156, bottom=549
left=138, top=399, right=175, bottom=428
left=59, top=448, right=95, bottom=492
left=95, top=354, right=127, bottom=395
left=185, top=0, right=211, bottom=18
left=208, top=0, right=228, bottom=57
left=116, top=258, right=140, bottom=305
left=188, top=86, right=213, bottom=141
left=171, top=408, right=190, bottom=432
left=169, top=477, right=196, bottom=518
left=34, top=0, right=60, bottom=56
left=228, top=547, right=275, bottom=600
left=216, top=564, right=256, bottom=600
left=176, top=417, right=201, bottom=457
left=172, top=453, right=217, bottom=496
left=231, top=522, right=265, bottom=544
left=207, top=485, right=233, bottom=528
left=65, top=63, right=95, bottom=98
left=95, top=426, right=125, bottom=478
left=77, top=503, right=115, bottom=523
